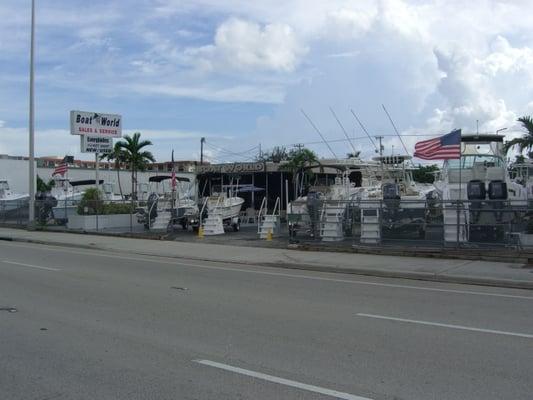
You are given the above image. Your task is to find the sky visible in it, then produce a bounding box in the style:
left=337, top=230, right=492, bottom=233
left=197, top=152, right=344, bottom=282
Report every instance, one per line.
left=1, top=0, right=533, bottom=163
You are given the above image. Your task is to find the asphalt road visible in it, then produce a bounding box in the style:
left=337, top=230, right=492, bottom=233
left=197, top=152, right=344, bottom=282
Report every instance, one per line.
left=1, top=240, right=532, bottom=400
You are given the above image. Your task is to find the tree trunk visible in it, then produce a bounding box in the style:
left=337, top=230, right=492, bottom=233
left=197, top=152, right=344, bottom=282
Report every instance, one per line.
left=116, top=162, right=123, bottom=202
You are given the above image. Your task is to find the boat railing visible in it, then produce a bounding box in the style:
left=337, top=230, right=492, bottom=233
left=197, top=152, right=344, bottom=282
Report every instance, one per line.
left=199, top=196, right=210, bottom=226
left=147, top=194, right=160, bottom=228
left=272, top=196, right=281, bottom=217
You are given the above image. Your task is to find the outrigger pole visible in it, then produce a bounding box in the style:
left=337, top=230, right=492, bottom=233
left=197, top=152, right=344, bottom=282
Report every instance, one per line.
left=300, top=108, right=338, bottom=159
left=329, top=107, right=357, bottom=155
left=350, top=109, right=378, bottom=152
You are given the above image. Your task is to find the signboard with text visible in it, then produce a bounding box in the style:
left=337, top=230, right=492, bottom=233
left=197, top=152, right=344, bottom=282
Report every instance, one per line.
left=80, top=135, right=113, bottom=153
left=70, top=110, right=122, bottom=138
left=196, top=162, right=265, bottom=174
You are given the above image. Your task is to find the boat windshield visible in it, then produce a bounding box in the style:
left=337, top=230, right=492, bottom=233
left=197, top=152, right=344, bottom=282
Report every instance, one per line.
left=447, top=155, right=503, bottom=169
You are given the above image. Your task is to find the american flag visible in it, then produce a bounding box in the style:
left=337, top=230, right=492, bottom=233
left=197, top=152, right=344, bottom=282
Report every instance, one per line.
left=414, top=129, right=461, bottom=160
left=52, top=162, right=68, bottom=176
left=171, top=150, right=176, bottom=189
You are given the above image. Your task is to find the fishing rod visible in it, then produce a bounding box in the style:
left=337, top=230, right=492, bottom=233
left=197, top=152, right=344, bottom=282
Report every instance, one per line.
left=300, top=108, right=338, bottom=159
left=329, top=106, right=357, bottom=155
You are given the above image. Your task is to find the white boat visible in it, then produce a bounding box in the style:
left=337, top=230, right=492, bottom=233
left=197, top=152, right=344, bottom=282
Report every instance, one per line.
left=206, top=194, right=245, bottom=220
left=431, top=133, right=528, bottom=243
left=136, top=175, right=199, bottom=230
left=0, top=179, right=29, bottom=212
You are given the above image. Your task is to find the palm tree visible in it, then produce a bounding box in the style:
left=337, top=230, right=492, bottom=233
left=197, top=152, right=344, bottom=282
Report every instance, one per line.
left=115, top=132, right=155, bottom=201
left=280, top=148, right=319, bottom=196
left=101, top=142, right=127, bottom=200
left=504, top=116, right=533, bottom=156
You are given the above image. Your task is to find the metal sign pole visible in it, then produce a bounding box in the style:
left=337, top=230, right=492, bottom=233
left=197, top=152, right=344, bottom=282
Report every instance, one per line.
left=95, top=152, right=100, bottom=191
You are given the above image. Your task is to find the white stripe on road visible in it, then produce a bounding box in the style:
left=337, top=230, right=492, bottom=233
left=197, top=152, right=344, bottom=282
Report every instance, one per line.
left=193, top=359, right=372, bottom=400
left=357, top=313, right=533, bottom=339
left=1, top=260, right=60, bottom=271
left=1, top=241, right=533, bottom=300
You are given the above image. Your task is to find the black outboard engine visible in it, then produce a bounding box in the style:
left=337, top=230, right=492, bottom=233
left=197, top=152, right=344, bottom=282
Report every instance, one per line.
left=467, top=180, right=486, bottom=200
left=467, top=180, right=485, bottom=224
left=306, top=191, right=321, bottom=238
left=35, top=192, right=57, bottom=224
left=146, top=193, right=159, bottom=227
left=488, top=180, right=507, bottom=200
left=382, top=183, right=401, bottom=200
left=488, top=180, right=507, bottom=222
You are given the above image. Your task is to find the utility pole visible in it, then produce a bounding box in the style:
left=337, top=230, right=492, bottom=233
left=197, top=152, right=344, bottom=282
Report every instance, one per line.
left=28, top=0, right=36, bottom=225
left=200, top=137, right=205, bottom=164
left=375, top=136, right=384, bottom=157
left=375, top=135, right=384, bottom=176
left=293, top=143, right=305, bottom=150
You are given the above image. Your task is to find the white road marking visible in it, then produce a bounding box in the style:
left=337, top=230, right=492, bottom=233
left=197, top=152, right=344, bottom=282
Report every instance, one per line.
left=357, top=313, right=533, bottom=339
left=193, top=359, right=372, bottom=400
left=1, top=240, right=532, bottom=300
left=1, top=260, right=60, bottom=271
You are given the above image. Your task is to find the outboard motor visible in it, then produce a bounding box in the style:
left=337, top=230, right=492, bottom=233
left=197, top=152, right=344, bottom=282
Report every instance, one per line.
left=306, top=191, right=321, bottom=238
left=382, top=183, right=401, bottom=200
left=467, top=180, right=486, bottom=200
left=146, top=193, right=159, bottom=228
left=35, top=192, right=57, bottom=224
left=488, top=180, right=507, bottom=222
left=488, top=180, right=507, bottom=200
left=467, top=180, right=485, bottom=224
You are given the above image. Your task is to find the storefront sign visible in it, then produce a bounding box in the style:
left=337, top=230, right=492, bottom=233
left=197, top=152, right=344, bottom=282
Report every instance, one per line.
left=197, top=162, right=265, bottom=174
left=70, top=110, right=122, bottom=138
left=80, top=135, right=113, bottom=153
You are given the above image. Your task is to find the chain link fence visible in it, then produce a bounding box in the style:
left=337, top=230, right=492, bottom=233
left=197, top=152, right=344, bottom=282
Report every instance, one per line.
left=1, top=197, right=532, bottom=251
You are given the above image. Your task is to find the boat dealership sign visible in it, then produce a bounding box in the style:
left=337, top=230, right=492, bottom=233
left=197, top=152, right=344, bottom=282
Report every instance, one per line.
left=197, top=162, right=265, bottom=174
left=80, top=135, right=113, bottom=154
left=70, top=110, right=122, bottom=138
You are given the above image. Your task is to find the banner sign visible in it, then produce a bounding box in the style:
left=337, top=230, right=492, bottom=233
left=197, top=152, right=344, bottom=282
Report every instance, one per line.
left=197, top=162, right=265, bottom=174
left=80, top=135, right=113, bottom=153
left=70, top=110, right=122, bottom=138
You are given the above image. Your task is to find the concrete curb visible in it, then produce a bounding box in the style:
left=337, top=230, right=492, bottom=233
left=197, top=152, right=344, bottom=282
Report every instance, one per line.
left=3, top=234, right=533, bottom=291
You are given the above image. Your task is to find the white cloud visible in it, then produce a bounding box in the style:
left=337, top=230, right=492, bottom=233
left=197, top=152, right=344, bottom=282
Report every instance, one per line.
left=127, top=82, right=285, bottom=104
left=184, top=18, right=308, bottom=73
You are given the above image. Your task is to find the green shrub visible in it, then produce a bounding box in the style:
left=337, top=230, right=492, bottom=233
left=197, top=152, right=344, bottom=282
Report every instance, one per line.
left=77, top=189, right=134, bottom=215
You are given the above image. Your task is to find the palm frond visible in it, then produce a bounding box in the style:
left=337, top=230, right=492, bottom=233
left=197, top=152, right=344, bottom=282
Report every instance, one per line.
left=518, top=116, right=533, bottom=136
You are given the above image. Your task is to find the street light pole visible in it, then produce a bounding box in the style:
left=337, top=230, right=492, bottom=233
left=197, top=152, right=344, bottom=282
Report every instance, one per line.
left=200, top=137, right=205, bottom=165
left=28, top=0, right=36, bottom=225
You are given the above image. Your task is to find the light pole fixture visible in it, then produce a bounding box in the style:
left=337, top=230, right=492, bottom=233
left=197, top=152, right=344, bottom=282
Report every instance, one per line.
left=28, top=0, right=36, bottom=225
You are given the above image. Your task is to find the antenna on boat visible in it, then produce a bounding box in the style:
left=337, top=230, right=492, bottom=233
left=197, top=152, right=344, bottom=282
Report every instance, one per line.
left=300, top=108, right=338, bottom=159
left=329, top=106, right=357, bottom=155
left=381, top=104, right=411, bottom=158
left=350, top=109, right=378, bottom=152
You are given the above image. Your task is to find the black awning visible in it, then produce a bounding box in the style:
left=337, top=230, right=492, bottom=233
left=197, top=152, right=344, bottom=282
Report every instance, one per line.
left=148, top=175, right=190, bottom=183
left=70, top=179, right=104, bottom=187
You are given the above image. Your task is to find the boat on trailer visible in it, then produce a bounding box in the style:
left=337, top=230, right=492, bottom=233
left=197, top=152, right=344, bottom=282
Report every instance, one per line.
left=0, top=179, right=29, bottom=213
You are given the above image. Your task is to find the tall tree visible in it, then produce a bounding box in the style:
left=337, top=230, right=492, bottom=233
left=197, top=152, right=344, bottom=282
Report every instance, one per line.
left=503, top=116, right=533, bottom=156
left=115, top=132, right=155, bottom=201
left=101, top=142, right=127, bottom=200
left=280, top=148, right=319, bottom=196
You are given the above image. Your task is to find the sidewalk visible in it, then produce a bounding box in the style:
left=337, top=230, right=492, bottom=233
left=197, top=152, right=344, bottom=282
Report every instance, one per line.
left=1, top=227, right=533, bottom=289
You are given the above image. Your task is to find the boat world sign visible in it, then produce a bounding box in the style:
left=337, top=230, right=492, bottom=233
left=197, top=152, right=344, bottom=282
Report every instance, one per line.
left=70, top=110, right=122, bottom=138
